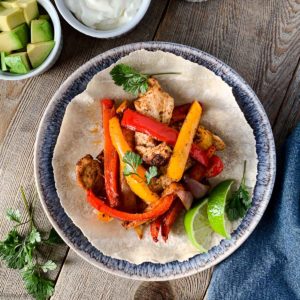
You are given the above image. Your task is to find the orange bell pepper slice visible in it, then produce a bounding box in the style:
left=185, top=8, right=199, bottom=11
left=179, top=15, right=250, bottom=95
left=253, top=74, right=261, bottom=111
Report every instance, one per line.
left=167, top=101, right=202, bottom=181
left=109, top=116, right=160, bottom=204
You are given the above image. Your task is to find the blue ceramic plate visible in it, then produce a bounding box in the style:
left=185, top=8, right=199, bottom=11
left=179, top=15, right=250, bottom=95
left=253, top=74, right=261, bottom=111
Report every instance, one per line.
left=34, top=42, right=276, bottom=280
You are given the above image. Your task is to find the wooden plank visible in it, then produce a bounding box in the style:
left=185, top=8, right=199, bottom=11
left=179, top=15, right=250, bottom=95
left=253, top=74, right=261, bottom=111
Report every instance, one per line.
left=0, top=0, right=170, bottom=298
left=51, top=250, right=213, bottom=300
left=155, top=0, right=300, bottom=129
left=272, top=60, right=300, bottom=147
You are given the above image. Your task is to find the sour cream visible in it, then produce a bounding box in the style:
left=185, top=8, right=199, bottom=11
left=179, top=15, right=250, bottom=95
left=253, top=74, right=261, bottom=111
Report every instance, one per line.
left=65, top=0, right=142, bottom=30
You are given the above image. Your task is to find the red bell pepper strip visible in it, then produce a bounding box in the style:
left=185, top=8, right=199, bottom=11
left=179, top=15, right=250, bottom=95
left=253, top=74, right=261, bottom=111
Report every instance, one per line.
left=87, top=191, right=176, bottom=222
left=121, top=109, right=209, bottom=167
left=161, top=199, right=184, bottom=242
left=102, top=99, right=120, bottom=207
left=150, top=218, right=161, bottom=243
left=205, top=155, right=224, bottom=178
left=171, top=102, right=203, bottom=123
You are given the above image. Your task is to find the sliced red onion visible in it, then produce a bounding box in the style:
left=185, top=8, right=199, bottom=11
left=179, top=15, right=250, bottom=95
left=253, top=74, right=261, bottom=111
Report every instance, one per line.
left=176, top=190, right=194, bottom=210
left=184, top=175, right=210, bottom=199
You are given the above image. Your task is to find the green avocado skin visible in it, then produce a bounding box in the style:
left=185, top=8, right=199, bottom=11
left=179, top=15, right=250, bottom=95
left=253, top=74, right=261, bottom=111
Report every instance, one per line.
left=0, top=23, right=29, bottom=52
left=31, top=19, right=53, bottom=43
left=5, top=52, right=31, bottom=74
left=27, top=40, right=55, bottom=68
left=1, top=52, right=8, bottom=71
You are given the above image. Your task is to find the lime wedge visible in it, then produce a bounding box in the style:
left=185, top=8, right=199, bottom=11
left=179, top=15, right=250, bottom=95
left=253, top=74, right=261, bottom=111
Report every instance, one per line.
left=207, top=180, right=234, bottom=239
left=184, top=198, right=214, bottom=252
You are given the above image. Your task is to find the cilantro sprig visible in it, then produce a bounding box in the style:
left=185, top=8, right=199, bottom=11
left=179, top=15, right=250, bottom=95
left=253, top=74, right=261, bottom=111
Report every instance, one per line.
left=226, top=161, right=251, bottom=221
left=0, top=187, right=64, bottom=300
left=123, top=151, right=158, bottom=184
left=110, top=64, right=180, bottom=96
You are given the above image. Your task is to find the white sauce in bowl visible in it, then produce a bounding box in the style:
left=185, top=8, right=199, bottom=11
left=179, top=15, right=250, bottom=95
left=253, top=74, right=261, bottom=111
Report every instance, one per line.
left=65, top=0, right=142, bottom=30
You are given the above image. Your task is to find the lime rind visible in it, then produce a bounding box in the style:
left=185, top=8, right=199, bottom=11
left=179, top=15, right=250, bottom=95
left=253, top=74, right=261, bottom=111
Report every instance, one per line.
left=184, top=198, right=214, bottom=253
left=207, top=180, right=234, bottom=239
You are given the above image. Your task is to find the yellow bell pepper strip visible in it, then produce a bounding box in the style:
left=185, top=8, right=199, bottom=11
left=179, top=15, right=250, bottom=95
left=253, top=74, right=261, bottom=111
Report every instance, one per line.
left=109, top=117, right=160, bottom=204
left=167, top=101, right=202, bottom=181
left=87, top=191, right=176, bottom=221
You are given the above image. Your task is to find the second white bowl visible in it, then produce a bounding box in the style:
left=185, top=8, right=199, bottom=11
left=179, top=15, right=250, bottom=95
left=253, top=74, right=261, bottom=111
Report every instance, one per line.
left=54, top=0, right=151, bottom=39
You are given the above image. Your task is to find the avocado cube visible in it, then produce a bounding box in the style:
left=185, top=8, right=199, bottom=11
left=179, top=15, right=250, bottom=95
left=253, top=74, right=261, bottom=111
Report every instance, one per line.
left=39, top=14, right=50, bottom=21
left=18, top=0, right=39, bottom=24
left=27, top=40, right=54, bottom=68
left=0, top=23, right=29, bottom=52
left=1, top=52, right=8, bottom=71
left=0, top=1, right=19, bottom=9
left=5, top=52, right=31, bottom=74
left=0, top=7, right=25, bottom=31
left=31, top=19, right=53, bottom=43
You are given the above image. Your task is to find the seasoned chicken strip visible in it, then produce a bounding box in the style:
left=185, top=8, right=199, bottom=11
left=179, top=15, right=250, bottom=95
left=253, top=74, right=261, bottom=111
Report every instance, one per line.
left=134, top=78, right=175, bottom=164
left=76, top=154, right=104, bottom=196
left=136, top=142, right=172, bottom=166
left=134, top=78, right=174, bottom=124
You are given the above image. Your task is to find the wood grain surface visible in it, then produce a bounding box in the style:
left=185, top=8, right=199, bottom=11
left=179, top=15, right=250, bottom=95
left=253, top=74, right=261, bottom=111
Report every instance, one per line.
left=0, top=0, right=299, bottom=299
left=155, top=0, right=300, bottom=141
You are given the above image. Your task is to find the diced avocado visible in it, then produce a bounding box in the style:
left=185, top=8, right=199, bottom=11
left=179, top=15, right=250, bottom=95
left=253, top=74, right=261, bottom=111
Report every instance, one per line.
left=1, top=52, right=8, bottom=71
left=0, top=31, right=22, bottom=52
left=27, top=40, right=54, bottom=68
left=39, top=14, right=50, bottom=21
left=0, top=1, right=19, bottom=9
left=0, top=7, right=25, bottom=31
left=5, top=52, right=31, bottom=74
left=12, top=23, right=29, bottom=46
left=31, top=19, right=53, bottom=43
left=17, top=0, right=39, bottom=24
left=0, top=23, right=29, bottom=52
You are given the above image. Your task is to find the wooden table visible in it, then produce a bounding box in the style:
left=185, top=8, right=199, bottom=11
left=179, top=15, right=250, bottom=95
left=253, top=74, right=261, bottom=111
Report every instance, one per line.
left=1, top=0, right=299, bottom=299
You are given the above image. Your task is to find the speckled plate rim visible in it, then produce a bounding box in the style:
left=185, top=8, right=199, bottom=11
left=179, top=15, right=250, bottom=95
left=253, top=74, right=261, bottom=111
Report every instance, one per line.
left=34, top=41, right=276, bottom=281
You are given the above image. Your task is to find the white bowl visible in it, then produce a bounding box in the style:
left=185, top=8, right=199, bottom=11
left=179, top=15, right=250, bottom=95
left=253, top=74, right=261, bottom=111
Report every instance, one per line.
left=54, top=0, right=151, bottom=39
left=0, top=0, right=62, bottom=81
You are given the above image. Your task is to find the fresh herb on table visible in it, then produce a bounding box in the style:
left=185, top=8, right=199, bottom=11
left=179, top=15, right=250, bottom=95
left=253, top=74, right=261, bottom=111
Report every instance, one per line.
left=123, top=151, right=158, bottom=184
left=0, top=187, right=64, bottom=300
left=110, top=64, right=181, bottom=96
left=226, top=161, right=251, bottom=221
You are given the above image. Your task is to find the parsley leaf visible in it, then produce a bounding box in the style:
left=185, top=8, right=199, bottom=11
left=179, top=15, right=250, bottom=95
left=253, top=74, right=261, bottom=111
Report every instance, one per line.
left=6, top=208, right=21, bottom=223
left=0, top=188, right=64, bottom=300
left=41, top=260, right=57, bottom=273
left=110, top=64, right=180, bottom=96
left=22, top=264, right=55, bottom=300
left=226, top=161, right=251, bottom=221
left=123, top=151, right=158, bottom=185
left=145, top=166, right=158, bottom=184
left=44, top=228, right=64, bottom=245
left=123, top=151, right=143, bottom=176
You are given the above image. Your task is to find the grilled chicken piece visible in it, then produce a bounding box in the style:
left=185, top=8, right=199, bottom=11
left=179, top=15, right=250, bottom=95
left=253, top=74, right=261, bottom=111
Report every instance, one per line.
left=76, top=154, right=104, bottom=196
left=150, top=174, right=173, bottom=193
left=135, top=132, right=157, bottom=148
left=136, top=142, right=172, bottom=166
left=134, top=78, right=175, bottom=164
left=134, top=78, right=174, bottom=124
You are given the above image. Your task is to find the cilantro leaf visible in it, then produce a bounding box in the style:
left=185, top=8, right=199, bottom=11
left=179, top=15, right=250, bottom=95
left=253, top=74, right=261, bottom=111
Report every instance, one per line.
left=123, top=151, right=143, bottom=177
left=28, top=227, right=41, bottom=244
left=0, top=229, right=37, bottom=269
left=41, top=260, right=57, bottom=273
left=1, top=188, right=60, bottom=300
left=22, top=264, right=55, bottom=300
left=44, top=228, right=64, bottom=245
left=6, top=208, right=21, bottom=223
left=145, top=166, right=158, bottom=184
left=226, top=161, right=252, bottom=221
left=110, top=64, right=180, bottom=96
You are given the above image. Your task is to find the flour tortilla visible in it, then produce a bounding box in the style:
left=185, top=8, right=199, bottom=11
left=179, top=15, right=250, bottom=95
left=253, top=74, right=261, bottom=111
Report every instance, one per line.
left=52, top=50, right=257, bottom=264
